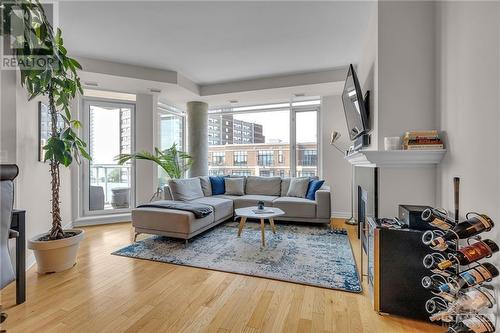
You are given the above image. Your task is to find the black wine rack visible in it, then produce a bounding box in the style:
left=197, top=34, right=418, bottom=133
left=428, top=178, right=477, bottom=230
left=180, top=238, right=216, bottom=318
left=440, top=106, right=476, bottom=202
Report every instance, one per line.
left=421, top=210, right=498, bottom=332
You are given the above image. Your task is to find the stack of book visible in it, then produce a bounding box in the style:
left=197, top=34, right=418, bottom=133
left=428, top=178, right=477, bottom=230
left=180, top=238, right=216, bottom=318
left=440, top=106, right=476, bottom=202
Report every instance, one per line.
left=403, top=130, right=444, bottom=150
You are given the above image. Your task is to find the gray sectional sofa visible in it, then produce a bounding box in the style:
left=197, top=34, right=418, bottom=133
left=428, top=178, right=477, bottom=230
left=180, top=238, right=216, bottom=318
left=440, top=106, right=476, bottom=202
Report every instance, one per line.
left=132, top=176, right=331, bottom=241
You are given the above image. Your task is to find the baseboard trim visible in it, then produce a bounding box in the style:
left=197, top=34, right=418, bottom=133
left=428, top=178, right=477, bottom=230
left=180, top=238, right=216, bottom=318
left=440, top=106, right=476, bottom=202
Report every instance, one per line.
left=331, top=211, right=353, bottom=219
left=73, top=213, right=131, bottom=227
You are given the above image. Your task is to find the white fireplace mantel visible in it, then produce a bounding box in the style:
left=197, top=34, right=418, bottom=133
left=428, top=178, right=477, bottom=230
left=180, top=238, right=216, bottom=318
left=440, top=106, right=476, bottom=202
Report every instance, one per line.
left=345, top=149, right=446, bottom=167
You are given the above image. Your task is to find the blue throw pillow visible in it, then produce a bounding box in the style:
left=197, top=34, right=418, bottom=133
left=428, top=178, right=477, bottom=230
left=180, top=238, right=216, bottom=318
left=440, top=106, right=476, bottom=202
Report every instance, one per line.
left=210, top=176, right=226, bottom=195
left=306, top=179, right=325, bottom=200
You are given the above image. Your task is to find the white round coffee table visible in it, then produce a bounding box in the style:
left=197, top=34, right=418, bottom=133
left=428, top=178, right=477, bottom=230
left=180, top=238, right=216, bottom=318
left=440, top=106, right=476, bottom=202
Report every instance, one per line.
left=235, top=206, right=285, bottom=246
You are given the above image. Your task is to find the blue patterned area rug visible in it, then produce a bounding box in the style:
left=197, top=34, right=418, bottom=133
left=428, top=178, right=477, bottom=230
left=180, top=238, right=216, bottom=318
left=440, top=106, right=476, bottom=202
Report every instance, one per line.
left=112, top=222, right=361, bottom=293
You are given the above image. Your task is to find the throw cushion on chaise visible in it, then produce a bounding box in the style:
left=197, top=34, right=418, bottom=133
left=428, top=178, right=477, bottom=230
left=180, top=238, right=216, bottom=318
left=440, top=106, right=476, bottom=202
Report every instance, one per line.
left=168, top=178, right=204, bottom=201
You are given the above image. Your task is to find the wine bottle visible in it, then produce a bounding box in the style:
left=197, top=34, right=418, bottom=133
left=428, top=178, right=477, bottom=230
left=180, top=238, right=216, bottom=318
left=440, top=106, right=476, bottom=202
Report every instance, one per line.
left=438, top=263, right=499, bottom=294
left=445, top=287, right=495, bottom=314
left=422, top=230, right=456, bottom=251
left=429, top=310, right=453, bottom=323
left=422, top=275, right=448, bottom=292
left=422, top=208, right=455, bottom=230
left=423, top=253, right=456, bottom=277
left=437, top=240, right=499, bottom=270
left=447, top=315, right=495, bottom=333
left=425, top=297, right=448, bottom=314
left=426, top=297, right=453, bottom=322
left=429, top=214, right=494, bottom=251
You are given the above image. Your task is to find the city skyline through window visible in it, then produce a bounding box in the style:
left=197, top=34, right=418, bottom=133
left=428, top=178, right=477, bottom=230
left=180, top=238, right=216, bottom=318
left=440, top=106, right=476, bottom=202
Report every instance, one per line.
left=208, top=100, right=319, bottom=177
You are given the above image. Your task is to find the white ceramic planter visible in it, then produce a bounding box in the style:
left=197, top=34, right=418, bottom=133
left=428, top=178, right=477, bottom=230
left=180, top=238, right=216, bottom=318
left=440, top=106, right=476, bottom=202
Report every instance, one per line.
left=28, top=229, right=85, bottom=274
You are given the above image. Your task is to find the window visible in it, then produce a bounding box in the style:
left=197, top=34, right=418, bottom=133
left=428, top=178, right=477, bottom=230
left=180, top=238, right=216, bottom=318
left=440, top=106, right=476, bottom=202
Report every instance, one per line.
left=232, top=170, right=251, bottom=176
left=259, top=170, right=273, bottom=177
left=300, top=149, right=317, bottom=166
left=157, top=104, right=185, bottom=187
left=83, top=100, right=135, bottom=215
left=258, top=150, right=274, bottom=166
left=298, top=171, right=317, bottom=177
left=295, top=110, right=318, bottom=176
left=211, top=151, right=225, bottom=165
left=207, top=100, right=319, bottom=177
left=233, top=151, right=247, bottom=166
left=209, top=169, right=225, bottom=176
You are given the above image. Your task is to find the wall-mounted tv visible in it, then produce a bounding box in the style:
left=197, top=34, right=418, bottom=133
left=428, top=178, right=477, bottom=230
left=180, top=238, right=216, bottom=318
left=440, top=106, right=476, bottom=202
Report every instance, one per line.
left=342, top=64, right=370, bottom=141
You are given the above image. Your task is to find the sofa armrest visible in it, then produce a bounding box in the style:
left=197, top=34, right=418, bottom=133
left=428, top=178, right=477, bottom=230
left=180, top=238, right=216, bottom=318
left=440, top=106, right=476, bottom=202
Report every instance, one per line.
left=315, top=186, right=331, bottom=219
left=163, top=185, right=173, bottom=200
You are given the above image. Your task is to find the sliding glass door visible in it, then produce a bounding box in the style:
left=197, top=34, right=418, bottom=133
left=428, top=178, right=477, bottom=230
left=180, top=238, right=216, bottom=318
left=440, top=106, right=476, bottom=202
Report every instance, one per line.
left=82, top=99, right=135, bottom=215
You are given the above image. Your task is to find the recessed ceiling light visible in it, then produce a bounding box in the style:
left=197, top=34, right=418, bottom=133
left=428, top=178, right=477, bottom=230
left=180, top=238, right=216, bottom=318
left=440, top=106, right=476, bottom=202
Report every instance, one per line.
left=84, top=82, right=98, bottom=87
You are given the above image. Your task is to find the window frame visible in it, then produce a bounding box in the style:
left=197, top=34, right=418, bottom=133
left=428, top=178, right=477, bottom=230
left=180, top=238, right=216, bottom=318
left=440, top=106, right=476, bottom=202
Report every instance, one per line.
left=81, top=98, right=136, bottom=217
left=292, top=103, right=320, bottom=177
left=156, top=103, right=186, bottom=185
left=208, top=99, right=321, bottom=177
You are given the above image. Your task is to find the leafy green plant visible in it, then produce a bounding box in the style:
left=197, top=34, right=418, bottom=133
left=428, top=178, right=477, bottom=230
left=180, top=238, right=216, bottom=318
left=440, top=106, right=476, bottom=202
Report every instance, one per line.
left=1, top=1, right=90, bottom=239
left=115, top=143, right=192, bottom=180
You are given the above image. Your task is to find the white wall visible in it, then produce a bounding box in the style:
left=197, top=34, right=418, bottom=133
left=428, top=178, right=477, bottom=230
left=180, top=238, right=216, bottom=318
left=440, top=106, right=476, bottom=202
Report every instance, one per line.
left=350, top=1, right=439, bottom=218
left=1, top=70, right=17, bottom=163
left=436, top=1, right=500, bottom=259
left=356, top=4, right=378, bottom=151
left=321, top=95, right=351, bottom=217
left=377, top=1, right=437, bottom=146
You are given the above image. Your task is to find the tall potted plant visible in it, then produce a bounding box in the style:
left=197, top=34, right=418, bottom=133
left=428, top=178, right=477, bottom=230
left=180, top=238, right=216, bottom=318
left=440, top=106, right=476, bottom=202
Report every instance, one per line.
left=1, top=1, right=91, bottom=273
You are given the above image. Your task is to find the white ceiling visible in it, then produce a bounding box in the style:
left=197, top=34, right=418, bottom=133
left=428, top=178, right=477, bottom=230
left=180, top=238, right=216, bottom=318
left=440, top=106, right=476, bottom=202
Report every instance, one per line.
left=60, top=1, right=375, bottom=85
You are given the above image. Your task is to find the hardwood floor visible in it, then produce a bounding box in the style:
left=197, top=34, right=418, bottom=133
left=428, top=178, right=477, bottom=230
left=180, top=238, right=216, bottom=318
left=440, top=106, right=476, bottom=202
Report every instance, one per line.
left=1, top=219, right=444, bottom=333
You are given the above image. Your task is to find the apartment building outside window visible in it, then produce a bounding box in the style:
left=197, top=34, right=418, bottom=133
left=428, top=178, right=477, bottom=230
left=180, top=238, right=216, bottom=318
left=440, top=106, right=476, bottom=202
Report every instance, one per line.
left=207, top=99, right=320, bottom=177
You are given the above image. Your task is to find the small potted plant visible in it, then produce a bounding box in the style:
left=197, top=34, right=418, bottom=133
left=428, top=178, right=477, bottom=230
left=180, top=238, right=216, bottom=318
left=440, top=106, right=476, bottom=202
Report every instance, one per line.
left=2, top=1, right=91, bottom=273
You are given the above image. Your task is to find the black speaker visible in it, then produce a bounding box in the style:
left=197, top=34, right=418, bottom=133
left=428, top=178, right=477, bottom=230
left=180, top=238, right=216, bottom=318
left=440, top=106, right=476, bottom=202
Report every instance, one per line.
left=398, top=204, right=433, bottom=231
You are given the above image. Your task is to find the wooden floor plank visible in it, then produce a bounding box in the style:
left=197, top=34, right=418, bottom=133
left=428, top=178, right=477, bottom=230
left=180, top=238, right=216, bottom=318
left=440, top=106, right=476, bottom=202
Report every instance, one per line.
left=1, top=220, right=444, bottom=333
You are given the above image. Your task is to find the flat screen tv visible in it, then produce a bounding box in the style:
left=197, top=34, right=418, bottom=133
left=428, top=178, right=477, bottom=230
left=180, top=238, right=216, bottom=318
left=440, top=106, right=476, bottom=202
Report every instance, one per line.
left=342, top=64, right=370, bottom=140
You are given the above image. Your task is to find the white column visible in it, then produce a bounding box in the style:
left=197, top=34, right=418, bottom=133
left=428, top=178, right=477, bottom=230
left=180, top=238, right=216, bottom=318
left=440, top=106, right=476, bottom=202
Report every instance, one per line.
left=135, top=93, right=156, bottom=204
left=186, top=101, right=208, bottom=177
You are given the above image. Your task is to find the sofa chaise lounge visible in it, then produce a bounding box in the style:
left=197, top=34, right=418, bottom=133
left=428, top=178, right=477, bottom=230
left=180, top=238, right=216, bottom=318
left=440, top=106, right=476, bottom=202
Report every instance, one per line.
left=132, top=176, right=331, bottom=241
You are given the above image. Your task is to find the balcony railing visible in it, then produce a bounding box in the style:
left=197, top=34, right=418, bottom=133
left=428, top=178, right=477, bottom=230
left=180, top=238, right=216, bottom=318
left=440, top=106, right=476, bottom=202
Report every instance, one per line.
left=90, top=164, right=131, bottom=207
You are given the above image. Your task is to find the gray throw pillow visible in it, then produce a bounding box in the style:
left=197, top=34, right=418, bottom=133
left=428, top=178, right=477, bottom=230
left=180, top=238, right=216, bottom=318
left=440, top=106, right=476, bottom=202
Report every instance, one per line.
left=225, top=178, right=245, bottom=196
left=198, top=176, right=212, bottom=197
left=245, top=176, right=281, bottom=196
left=168, top=178, right=204, bottom=201
left=280, top=178, right=291, bottom=196
left=286, top=177, right=310, bottom=198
